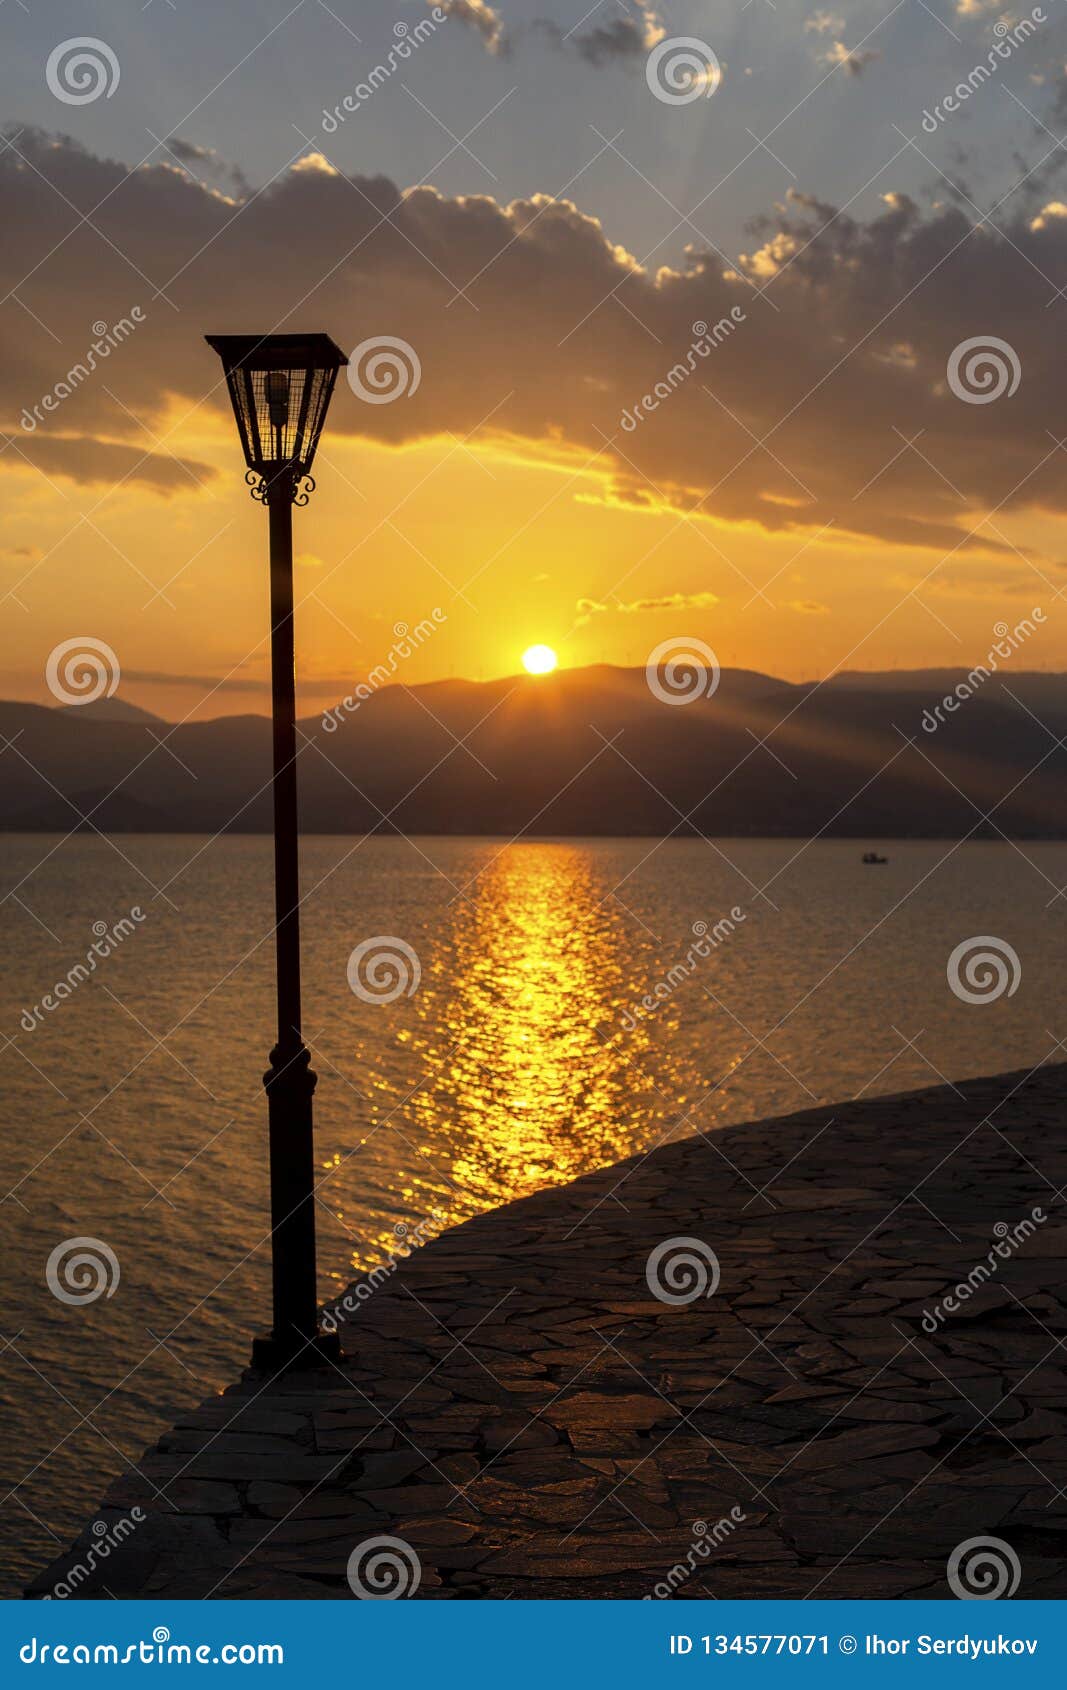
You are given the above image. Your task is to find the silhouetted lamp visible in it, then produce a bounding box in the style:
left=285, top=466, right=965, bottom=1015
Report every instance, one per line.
left=205, top=333, right=348, bottom=1371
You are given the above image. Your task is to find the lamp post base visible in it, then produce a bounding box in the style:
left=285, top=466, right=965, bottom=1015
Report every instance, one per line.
left=250, top=1327, right=343, bottom=1375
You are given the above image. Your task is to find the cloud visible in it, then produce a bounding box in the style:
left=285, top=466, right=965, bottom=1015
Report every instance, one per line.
left=821, top=40, right=880, bottom=76
left=6, top=128, right=1067, bottom=561
left=122, top=667, right=365, bottom=698
left=290, top=151, right=339, bottom=177
left=121, top=667, right=268, bottom=692
left=1, top=431, right=215, bottom=493
left=805, top=11, right=844, bottom=32
left=434, top=0, right=670, bottom=65
left=436, top=0, right=506, bottom=54
left=576, top=590, right=720, bottom=617
left=164, top=137, right=251, bottom=197
left=538, top=3, right=664, bottom=67
left=1030, top=199, right=1067, bottom=230
left=166, top=138, right=214, bottom=165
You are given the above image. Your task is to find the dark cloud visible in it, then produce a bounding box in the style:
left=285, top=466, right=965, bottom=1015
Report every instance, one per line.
left=571, top=20, right=656, bottom=66
left=434, top=0, right=663, bottom=65
left=164, top=137, right=251, bottom=197
left=4, top=128, right=1067, bottom=559
left=537, top=4, right=663, bottom=67
left=1, top=430, right=215, bottom=493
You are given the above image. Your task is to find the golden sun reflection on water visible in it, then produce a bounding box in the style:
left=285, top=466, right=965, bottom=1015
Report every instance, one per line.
left=405, top=843, right=662, bottom=1211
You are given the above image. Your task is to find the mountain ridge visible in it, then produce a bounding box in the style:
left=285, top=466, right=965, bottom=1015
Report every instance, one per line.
left=4, top=664, right=1067, bottom=837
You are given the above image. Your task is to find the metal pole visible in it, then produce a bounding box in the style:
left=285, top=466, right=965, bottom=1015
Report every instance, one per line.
left=253, top=467, right=322, bottom=1367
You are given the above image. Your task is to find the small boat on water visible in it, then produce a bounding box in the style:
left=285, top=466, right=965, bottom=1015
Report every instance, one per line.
left=862, top=850, right=889, bottom=864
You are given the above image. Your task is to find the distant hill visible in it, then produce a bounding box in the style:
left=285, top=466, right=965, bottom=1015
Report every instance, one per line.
left=3, top=664, right=1067, bottom=837
left=56, top=697, right=165, bottom=725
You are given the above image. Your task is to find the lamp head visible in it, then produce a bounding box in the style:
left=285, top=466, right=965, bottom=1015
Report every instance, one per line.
left=205, top=333, right=348, bottom=483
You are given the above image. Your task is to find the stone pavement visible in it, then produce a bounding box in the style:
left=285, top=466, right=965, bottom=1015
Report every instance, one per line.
left=27, top=1064, right=1067, bottom=1600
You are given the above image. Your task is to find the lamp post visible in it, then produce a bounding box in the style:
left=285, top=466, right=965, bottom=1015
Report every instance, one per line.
left=206, top=332, right=348, bottom=1371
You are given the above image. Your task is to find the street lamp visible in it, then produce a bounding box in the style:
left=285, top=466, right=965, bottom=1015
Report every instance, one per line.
left=206, top=332, right=348, bottom=1371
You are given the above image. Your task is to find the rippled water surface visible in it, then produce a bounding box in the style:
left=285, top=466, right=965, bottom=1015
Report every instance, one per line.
left=1, top=833, right=1064, bottom=1593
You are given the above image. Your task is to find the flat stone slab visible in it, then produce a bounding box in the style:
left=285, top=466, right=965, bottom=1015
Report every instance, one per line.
left=26, top=1064, right=1067, bottom=1600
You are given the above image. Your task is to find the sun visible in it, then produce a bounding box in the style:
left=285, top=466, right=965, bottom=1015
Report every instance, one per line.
left=522, top=644, right=558, bottom=676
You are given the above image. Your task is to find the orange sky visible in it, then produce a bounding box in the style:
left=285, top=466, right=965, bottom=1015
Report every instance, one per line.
left=2, top=411, right=1060, bottom=723
left=5, top=114, right=1067, bottom=722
